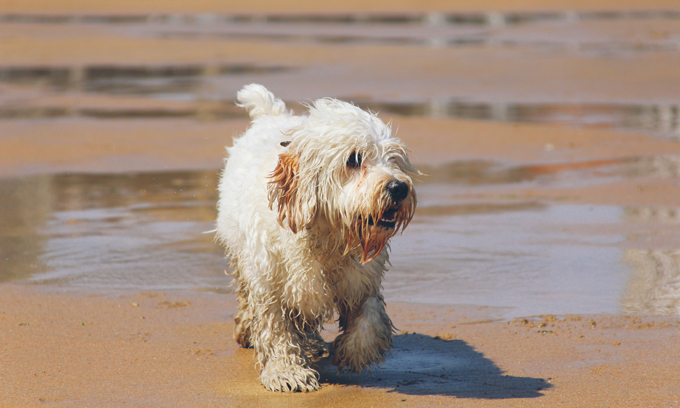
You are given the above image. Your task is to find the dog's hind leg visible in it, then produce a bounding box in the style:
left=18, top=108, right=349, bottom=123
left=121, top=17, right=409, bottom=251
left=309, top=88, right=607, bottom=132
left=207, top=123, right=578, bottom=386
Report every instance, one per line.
left=228, top=258, right=253, bottom=348
left=332, top=294, right=394, bottom=373
left=233, top=277, right=253, bottom=348
left=294, top=316, right=329, bottom=362
left=301, top=331, right=330, bottom=362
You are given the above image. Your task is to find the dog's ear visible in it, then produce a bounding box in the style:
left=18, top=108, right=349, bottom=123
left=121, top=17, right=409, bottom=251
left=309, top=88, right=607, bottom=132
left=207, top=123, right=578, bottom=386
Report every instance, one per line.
left=268, top=150, right=316, bottom=233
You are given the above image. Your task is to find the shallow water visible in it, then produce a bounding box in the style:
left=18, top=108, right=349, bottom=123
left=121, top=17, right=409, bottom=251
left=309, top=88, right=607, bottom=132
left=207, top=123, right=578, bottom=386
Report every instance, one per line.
left=1, top=62, right=678, bottom=136
left=2, top=11, right=680, bottom=136
left=2, top=65, right=678, bottom=135
left=2, top=9, right=679, bottom=318
left=0, top=171, right=227, bottom=291
left=388, top=203, right=628, bottom=317
left=2, top=159, right=678, bottom=318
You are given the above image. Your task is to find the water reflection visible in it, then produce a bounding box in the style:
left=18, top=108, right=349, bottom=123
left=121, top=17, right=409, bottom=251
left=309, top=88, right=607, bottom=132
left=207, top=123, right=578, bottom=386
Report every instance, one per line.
left=388, top=204, right=628, bottom=318
left=363, top=101, right=680, bottom=138
left=416, top=158, right=629, bottom=186
left=1, top=54, right=679, bottom=134
left=621, top=155, right=680, bottom=179
left=415, top=155, right=680, bottom=189
left=0, top=176, right=52, bottom=281
left=98, top=9, right=680, bottom=54
left=1, top=167, right=679, bottom=317
left=0, top=63, right=293, bottom=93
left=2, top=66, right=679, bottom=135
left=3, top=9, right=670, bottom=62
left=0, top=105, right=245, bottom=120
left=150, top=20, right=680, bottom=53
left=624, top=207, right=680, bottom=224
left=623, top=249, right=680, bottom=315
left=0, top=66, right=71, bottom=88
left=415, top=201, right=545, bottom=217
left=2, top=9, right=677, bottom=26
left=0, top=171, right=228, bottom=291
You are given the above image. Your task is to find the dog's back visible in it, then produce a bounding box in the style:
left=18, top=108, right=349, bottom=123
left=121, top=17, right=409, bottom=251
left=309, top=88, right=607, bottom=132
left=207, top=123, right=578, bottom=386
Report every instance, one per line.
left=215, top=85, right=299, bottom=258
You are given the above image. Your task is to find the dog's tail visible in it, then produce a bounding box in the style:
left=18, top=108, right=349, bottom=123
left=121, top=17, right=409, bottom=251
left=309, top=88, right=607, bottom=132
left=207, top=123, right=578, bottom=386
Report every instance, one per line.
left=236, top=84, right=288, bottom=119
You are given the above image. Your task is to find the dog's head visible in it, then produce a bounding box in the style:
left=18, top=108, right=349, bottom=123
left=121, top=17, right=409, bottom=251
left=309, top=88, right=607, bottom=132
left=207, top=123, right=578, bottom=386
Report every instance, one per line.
left=268, top=98, right=418, bottom=263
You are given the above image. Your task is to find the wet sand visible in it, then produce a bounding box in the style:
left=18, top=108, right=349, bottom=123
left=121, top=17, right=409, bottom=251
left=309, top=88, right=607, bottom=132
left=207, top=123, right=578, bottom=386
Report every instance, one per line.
left=3, top=117, right=680, bottom=207
left=2, top=284, right=679, bottom=407
left=2, top=0, right=680, bottom=406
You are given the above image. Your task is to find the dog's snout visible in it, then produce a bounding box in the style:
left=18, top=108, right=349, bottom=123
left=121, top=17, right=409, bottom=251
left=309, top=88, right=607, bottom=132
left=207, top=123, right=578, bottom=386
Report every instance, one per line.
left=386, top=180, right=409, bottom=203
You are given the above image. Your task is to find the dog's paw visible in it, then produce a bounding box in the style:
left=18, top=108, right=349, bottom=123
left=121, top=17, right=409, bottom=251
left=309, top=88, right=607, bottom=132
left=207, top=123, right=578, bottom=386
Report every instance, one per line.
left=260, top=363, right=321, bottom=392
left=233, top=316, right=252, bottom=348
left=331, top=331, right=388, bottom=374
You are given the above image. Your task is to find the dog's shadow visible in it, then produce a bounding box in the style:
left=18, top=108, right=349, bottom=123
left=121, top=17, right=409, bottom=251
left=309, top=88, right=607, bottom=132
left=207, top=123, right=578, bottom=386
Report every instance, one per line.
left=316, top=333, right=551, bottom=399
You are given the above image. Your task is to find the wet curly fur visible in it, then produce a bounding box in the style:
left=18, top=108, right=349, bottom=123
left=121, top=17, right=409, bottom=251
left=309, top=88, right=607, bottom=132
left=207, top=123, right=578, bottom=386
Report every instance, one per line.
left=215, top=84, right=418, bottom=392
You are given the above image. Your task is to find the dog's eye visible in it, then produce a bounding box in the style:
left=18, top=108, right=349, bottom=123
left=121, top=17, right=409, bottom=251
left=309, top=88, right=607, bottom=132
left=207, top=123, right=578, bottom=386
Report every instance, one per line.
left=346, top=152, right=362, bottom=168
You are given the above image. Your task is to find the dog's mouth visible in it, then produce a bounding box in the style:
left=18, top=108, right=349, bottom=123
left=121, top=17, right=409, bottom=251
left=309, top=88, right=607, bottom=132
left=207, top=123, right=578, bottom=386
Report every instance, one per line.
left=378, top=208, right=398, bottom=228
left=364, top=207, right=398, bottom=229
left=354, top=205, right=411, bottom=263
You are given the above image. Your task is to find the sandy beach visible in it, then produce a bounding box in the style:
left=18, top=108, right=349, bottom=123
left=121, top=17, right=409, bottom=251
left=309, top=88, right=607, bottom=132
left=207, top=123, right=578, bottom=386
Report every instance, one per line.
left=2, top=284, right=679, bottom=407
left=1, top=0, right=680, bottom=406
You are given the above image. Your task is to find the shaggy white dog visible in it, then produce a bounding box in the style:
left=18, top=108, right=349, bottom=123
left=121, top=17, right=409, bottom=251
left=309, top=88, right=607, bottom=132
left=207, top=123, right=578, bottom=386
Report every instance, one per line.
left=215, top=84, right=418, bottom=392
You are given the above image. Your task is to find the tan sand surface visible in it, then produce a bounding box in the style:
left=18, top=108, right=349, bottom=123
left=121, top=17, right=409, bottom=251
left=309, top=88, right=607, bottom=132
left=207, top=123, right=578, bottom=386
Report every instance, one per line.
left=1, top=284, right=679, bottom=407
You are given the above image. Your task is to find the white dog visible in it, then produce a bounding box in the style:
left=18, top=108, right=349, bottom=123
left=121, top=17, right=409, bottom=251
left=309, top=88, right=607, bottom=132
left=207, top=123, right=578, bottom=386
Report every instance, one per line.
left=215, top=84, right=418, bottom=392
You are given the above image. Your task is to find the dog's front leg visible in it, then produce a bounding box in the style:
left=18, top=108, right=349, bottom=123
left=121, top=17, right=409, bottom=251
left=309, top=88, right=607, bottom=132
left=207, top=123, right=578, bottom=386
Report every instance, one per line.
left=332, top=294, right=394, bottom=373
left=251, top=301, right=321, bottom=392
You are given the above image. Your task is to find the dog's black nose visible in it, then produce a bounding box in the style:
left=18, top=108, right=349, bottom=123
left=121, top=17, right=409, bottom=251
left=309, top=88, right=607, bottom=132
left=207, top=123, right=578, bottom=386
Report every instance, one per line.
left=386, top=180, right=409, bottom=203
